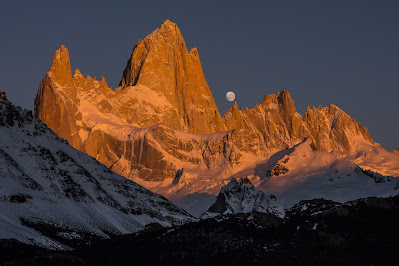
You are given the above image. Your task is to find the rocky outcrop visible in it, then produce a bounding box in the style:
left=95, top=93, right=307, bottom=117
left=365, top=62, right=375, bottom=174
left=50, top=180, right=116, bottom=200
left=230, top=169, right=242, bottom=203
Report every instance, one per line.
left=0, top=91, right=8, bottom=102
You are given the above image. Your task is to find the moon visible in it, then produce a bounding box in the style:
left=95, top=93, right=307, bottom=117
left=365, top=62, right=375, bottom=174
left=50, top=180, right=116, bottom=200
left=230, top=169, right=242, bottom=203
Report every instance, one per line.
left=226, top=91, right=235, bottom=102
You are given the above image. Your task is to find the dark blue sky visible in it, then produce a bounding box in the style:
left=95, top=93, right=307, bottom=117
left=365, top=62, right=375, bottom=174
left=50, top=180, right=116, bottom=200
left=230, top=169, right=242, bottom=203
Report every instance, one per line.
left=1, top=1, right=398, bottom=150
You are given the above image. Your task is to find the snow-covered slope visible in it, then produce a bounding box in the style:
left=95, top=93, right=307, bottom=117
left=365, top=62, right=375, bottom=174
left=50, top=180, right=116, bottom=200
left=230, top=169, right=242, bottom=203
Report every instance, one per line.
left=252, top=139, right=399, bottom=208
left=0, top=93, right=194, bottom=249
left=346, top=138, right=399, bottom=177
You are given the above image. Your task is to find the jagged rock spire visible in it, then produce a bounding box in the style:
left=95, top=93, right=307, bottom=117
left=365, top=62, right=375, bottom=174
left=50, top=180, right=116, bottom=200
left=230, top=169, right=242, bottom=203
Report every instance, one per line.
left=47, top=45, right=73, bottom=87
left=73, top=68, right=83, bottom=78
left=34, top=45, right=81, bottom=150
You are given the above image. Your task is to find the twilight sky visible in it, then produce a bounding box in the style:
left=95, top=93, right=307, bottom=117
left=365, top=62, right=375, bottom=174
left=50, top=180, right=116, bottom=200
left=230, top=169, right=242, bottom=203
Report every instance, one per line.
left=1, top=0, right=398, bottom=150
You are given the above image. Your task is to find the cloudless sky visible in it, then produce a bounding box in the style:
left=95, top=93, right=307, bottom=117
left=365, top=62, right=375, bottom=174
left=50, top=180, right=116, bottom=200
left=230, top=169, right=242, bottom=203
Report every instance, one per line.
left=1, top=0, right=398, bottom=150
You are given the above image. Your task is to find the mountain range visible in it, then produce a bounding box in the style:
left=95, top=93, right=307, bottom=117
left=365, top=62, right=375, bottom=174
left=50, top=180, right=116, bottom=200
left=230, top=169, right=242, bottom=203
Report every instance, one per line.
left=33, top=20, right=399, bottom=216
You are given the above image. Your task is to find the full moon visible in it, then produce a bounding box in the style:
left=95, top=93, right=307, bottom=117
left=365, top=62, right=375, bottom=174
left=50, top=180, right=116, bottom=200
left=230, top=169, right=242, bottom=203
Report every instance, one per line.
left=226, top=91, right=235, bottom=102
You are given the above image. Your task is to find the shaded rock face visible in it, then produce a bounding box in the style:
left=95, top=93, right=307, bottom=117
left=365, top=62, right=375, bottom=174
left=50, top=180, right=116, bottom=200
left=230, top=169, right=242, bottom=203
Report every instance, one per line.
left=205, top=177, right=278, bottom=216
left=0, top=92, right=33, bottom=127
left=119, top=20, right=225, bottom=134
left=34, top=19, right=380, bottom=187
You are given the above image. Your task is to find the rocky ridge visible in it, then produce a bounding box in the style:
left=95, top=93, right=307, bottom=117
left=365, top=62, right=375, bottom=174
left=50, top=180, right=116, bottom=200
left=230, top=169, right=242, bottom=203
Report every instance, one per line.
left=223, top=91, right=374, bottom=155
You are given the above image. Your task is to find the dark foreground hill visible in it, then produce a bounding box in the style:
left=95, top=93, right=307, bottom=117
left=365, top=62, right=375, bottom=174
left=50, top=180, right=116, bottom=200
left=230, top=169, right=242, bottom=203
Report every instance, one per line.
left=2, top=194, right=399, bottom=265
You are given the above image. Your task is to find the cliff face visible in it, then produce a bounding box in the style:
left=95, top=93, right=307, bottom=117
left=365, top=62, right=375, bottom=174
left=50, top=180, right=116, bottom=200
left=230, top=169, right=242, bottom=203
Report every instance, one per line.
left=34, top=20, right=397, bottom=205
left=81, top=124, right=240, bottom=182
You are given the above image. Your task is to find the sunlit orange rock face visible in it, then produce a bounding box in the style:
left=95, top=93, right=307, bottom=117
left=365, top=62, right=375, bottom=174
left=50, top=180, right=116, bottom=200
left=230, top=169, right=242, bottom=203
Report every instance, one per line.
left=119, top=19, right=226, bottom=134
left=35, top=20, right=379, bottom=185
